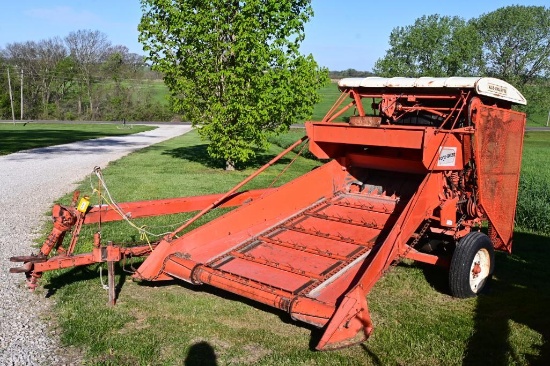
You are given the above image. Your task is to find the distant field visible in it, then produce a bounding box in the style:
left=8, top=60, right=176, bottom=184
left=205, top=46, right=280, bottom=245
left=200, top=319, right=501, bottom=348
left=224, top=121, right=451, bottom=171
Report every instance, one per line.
left=133, top=79, right=170, bottom=106
left=0, top=123, right=154, bottom=156
left=139, top=80, right=344, bottom=121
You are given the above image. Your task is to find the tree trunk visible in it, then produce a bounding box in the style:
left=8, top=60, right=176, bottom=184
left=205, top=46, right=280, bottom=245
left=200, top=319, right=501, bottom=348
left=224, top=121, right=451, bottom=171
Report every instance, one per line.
left=87, top=80, right=94, bottom=119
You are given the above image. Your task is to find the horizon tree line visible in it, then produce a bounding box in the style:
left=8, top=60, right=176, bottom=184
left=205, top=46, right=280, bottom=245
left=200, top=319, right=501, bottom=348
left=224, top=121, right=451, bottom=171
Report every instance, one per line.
left=0, top=29, right=170, bottom=121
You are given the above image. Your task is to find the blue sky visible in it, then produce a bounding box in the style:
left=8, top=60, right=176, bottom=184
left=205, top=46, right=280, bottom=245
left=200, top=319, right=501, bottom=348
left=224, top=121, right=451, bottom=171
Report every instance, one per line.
left=0, top=0, right=548, bottom=71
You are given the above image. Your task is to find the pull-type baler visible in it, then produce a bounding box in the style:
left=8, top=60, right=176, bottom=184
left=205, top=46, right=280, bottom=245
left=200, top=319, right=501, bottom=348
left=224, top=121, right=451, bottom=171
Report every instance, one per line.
left=10, top=77, right=526, bottom=350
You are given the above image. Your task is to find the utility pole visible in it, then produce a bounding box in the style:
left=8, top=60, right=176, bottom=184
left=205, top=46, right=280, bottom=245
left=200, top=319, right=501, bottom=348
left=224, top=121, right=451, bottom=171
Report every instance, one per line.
left=547, top=110, right=549, bottom=127
left=20, top=68, right=23, bottom=120
left=7, top=67, right=15, bottom=124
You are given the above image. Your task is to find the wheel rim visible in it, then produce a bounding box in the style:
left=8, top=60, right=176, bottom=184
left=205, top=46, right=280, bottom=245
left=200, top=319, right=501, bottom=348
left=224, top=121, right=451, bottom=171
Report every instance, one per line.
left=469, top=248, right=491, bottom=293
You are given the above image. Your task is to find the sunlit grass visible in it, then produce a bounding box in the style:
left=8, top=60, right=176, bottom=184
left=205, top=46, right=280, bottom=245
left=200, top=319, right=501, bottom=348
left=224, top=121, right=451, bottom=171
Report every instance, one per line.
left=516, top=131, right=550, bottom=234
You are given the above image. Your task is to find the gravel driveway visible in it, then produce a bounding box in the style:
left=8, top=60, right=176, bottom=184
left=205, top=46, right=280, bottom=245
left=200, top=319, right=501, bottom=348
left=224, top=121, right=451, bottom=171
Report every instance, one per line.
left=0, top=124, right=192, bottom=365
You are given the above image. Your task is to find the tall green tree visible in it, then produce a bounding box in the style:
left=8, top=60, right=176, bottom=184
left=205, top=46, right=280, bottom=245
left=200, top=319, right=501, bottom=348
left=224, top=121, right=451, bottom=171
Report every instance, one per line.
left=374, top=15, right=482, bottom=77
left=139, top=0, right=328, bottom=169
left=473, top=5, right=550, bottom=116
left=373, top=6, right=550, bottom=119
left=474, top=5, right=550, bottom=86
left=65, top=29, right=112, bottom=118
left=0, top=58, right=11, bottom=119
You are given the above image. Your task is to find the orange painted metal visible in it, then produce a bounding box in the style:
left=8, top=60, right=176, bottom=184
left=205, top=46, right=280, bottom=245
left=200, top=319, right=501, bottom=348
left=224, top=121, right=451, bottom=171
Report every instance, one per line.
left=10, top=188, right=274, bottom=289
left=10, top=78, right=526, bottom=351
left=471, top=101, right=526, bottom=252
left=31, top=245, right=154, bottom=273
left=307, top=122, right=425, bottom=151
left=83, top=188, right=274, bottom=224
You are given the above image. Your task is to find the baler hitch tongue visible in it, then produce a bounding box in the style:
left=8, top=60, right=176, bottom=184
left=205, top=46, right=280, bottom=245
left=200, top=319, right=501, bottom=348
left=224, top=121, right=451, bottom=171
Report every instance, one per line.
left=9, top=255, right=47, bottom=272
left=316, top=287, right=373, bottom=350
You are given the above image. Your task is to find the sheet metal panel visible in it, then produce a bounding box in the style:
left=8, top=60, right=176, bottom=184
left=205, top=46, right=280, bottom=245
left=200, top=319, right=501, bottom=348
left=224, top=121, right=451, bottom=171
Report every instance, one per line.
left=473, top=104, right=526, bottom=252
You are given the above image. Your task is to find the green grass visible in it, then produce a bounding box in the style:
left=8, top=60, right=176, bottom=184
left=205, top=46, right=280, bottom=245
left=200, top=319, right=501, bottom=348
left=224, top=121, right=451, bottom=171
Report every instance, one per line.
left=0, top=123, right=155, bottom=156
left=310, top=82, right=376, bottom=122
left=30, top=130, right=550, bottom=365
left=525, top=110, right=550, bottom=127
left=516, top=131, right=550, bottom=234
left=310, top=82, right=345, bottom=121
left=126, top=79, right=170, bottom=106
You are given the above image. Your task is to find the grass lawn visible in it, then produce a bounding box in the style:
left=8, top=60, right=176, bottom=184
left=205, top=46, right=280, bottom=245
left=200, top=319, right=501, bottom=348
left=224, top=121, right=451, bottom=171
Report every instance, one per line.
left=32, top=130, right=550, bottom=365
left=516, top=131, right=550, bottom=234
left=0, top=123, right=155, bottom=156
left=310, top=82, right=347, bottom=121
left=526, top=110, right=550, bottom=127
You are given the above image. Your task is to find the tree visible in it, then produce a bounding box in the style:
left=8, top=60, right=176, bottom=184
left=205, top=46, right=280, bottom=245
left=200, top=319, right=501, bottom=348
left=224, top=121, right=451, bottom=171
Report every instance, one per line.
left=3, top=40, right=44, bottom=118
left=373, top=7, right=550, bottom=119
left=474, top=6, right=550, bottom=85
left=374, top=15, right=482, bottom=77
left=1, top=30, right=170, bottom=121
left=0, top=57, right=12, bottom=119
left=473, top=5, right=550, bottom=115
left=50, top=56, right=78, bottom=117
left=35, top=38, right=68, bottom=116
left=329, top=69, right=374, bottom=79
left=139, top=0, right=328, bottom=169
left=65, top=29, right=112, bottom=117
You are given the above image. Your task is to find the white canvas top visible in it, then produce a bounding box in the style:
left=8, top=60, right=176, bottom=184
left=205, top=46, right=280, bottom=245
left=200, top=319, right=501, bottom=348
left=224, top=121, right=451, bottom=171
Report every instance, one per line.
left=338, top=77, right=527, bottom=105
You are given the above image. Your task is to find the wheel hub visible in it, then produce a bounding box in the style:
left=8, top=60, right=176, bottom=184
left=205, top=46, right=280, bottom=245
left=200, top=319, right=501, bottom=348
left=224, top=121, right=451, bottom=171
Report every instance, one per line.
left=469, top=248, right=490, bottom=292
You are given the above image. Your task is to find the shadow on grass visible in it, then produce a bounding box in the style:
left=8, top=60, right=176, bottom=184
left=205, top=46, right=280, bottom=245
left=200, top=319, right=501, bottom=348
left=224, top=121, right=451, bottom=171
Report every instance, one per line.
left=414, top=231, right=550, bottom=365
left=0, top=128, right=149, bottom=156
left=133, top=277, right=325, bottom=350
left=43, top=233, right=549, bottom=363
left=44, top=262, right=128, bottom=303
left=184, top=341, right=218, bottom=366
left=463, top=231, right=550, bottom=366
left=44, top=266, right=98, bottom=298
left=162, top=143, right=292, bottom=169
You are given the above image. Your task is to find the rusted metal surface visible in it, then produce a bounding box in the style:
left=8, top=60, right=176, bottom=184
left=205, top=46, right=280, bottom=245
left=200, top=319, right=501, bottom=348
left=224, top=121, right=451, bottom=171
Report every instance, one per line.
left=10, top=76, right=526, bottom=350
left=471, top=102, right=526, bottom=252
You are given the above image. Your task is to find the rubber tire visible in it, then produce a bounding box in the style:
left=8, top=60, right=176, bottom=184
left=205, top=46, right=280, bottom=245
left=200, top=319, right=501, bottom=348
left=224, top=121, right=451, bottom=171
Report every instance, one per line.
left=449, top=232, right=495, bottom=298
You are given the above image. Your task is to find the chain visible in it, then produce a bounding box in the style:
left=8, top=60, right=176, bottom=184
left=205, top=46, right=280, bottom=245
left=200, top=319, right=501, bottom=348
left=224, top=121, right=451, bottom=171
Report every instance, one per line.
left=384, top=219, right=432, bottom=274
left=453, top=213, right=468, bottom=240
left=456, top=213, right=467, bottom=230
left=385, top=210, right=467, bottom=276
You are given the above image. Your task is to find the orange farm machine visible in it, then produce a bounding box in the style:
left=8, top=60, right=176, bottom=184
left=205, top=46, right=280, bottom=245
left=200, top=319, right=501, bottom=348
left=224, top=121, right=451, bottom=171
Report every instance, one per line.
left=10, top=77, right=526, bottom=350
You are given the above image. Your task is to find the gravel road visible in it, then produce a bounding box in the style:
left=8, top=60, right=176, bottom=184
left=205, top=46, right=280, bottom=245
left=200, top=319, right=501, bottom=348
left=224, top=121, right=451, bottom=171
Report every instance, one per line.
left=0, top=124, right=192, bottom=365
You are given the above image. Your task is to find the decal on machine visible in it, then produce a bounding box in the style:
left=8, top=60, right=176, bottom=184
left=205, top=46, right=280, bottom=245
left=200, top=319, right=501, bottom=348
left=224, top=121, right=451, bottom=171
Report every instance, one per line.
left=438, top=147, right=457, bottom=167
